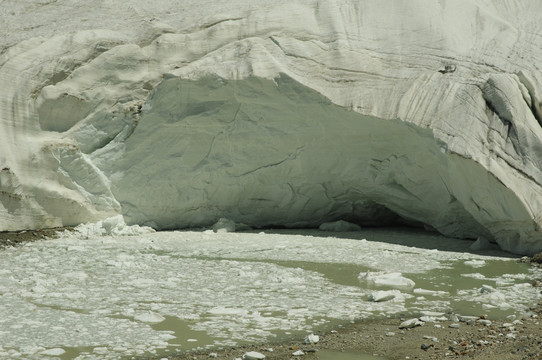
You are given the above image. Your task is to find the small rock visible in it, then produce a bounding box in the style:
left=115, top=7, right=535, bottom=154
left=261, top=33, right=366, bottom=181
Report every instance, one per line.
left=243, top=351, right=266, bottom=360
left=265, top=348, right=274, bottom=352
left=209, top=353, right=217, bottom=358
left=449, top=323, right=460, bottom=329
left=292, top=350, right=305, bottom=356
left=478, top=319, right=492, bottom=326
left=420, top=343, right=432, bottom=351
left=385, top=332, right=395, bottom=337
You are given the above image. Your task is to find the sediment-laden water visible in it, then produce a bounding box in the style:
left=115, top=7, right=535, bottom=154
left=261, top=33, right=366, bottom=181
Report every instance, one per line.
left=0, top=228, right=540, bottom=359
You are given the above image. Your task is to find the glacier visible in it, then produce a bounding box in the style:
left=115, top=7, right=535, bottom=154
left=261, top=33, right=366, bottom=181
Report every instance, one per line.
left=1, top=0, right=542, bottom=254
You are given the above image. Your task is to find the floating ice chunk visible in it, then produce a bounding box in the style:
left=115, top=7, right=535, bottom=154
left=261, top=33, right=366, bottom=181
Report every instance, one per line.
left=413, top=288, right=448, bottom=296
left=464, top=260, right=486, bottom=268
left=318, top=220, right=361, bottom=232
left=93, top=347, right=109, bottom=354
left=212, top=218, right=236, bottom=233
left=243, top=351, right=266, bottom=359
left=461, top=273, right=486, bottom=279
left=40, top=348, right=65, bottom=356
left=359, top=271, right=415, bottom=290
left=134, top=312, right=165, bottom=324
left=304, top=334, right=319, bottom=344
left=480, top=284, right=495, bottom=293
left=420, top=311, right=445, bottom=317
left=368, top=290, right=397, bottom=302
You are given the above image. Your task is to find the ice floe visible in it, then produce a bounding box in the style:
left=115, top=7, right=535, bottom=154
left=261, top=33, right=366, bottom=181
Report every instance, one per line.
left=358, top=271, right=416, bottom=290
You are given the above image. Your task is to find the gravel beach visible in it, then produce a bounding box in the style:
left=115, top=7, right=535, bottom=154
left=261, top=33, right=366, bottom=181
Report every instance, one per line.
left=157, top=304, right=542, bottom=360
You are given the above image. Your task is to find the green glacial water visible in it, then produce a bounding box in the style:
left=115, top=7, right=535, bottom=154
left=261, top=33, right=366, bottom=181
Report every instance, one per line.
left=1, top=229, right=540, bottom=359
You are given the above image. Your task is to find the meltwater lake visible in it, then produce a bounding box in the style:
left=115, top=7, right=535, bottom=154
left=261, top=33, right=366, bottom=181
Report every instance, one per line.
left=1, top=227, right=541, bottom=359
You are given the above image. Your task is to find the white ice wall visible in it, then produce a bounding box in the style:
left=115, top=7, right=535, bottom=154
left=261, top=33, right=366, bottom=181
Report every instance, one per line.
left=1, top=0, right=542, bottom=254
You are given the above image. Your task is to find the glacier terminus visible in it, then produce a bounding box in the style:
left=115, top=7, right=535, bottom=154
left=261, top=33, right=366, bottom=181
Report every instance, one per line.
left=1, top=0, right=542, bottom=255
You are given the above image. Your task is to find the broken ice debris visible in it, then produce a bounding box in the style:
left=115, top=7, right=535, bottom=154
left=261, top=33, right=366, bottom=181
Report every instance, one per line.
left=212, top=218, right=237, bottom=232
left=304, top=334, right=319, bottom=344
left=243, top=351, right=266, bottom=360
left=480, top=284, right=495, bottom=293
left=368, top=290, right=396, bottom=302
left=399, top=318, right=424, bottom=329
left=413, top=288, right=448, bottom=296
left=477, top=319, right=492, bottom=326
left=41, top=348, right=66, bottom=356
left=458, top=315, right=478, bottom=323
left=358, top=271, right=415, bottom=290
left=292, top=350, right=305, bottom=356
left=134, top=312, right=165, bottom=323
left=464, top=259, right=486, bottom=268
left=420, top=311, right=445, bottom=317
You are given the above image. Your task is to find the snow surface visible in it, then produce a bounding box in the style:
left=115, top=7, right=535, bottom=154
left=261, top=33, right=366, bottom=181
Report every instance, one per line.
left=0, top=228, right=541, bottom=359
left=1, top=1, right=542, bottom=254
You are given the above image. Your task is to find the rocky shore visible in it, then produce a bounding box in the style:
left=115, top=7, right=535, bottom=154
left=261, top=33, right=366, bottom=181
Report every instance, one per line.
left=157, top=303, right=542, bottom=360
left=0, top=228, right=69, bottom=248
left=157, top=256, right=542, bottom=360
